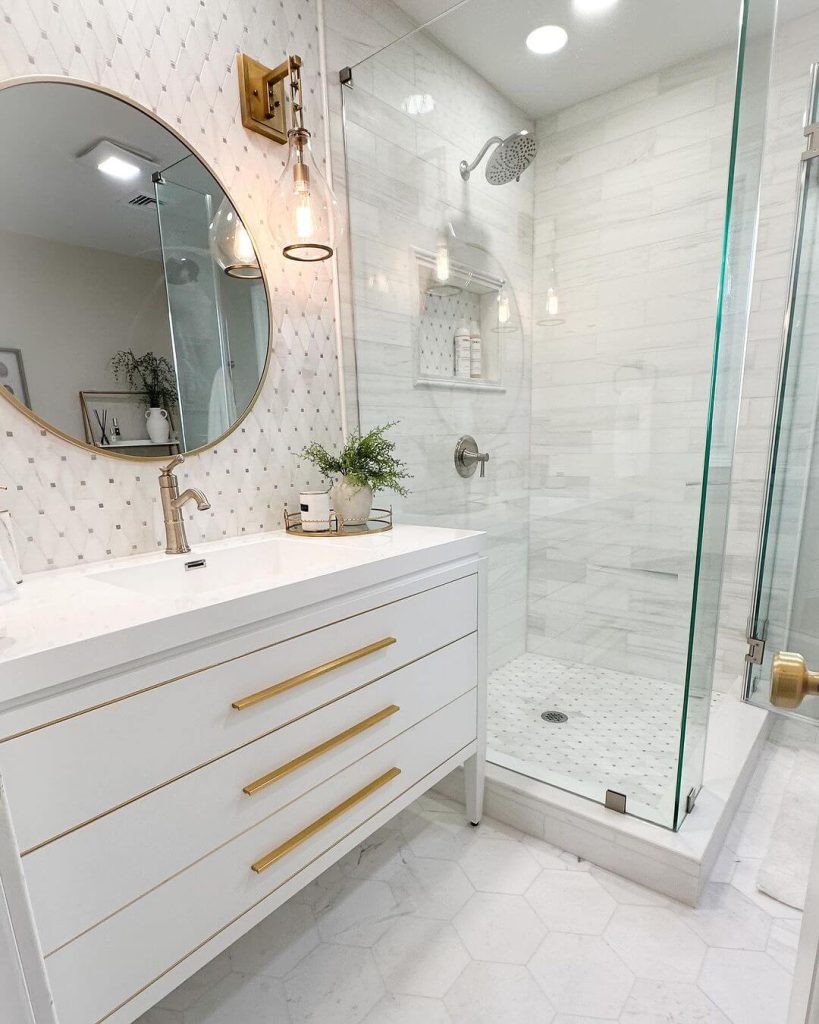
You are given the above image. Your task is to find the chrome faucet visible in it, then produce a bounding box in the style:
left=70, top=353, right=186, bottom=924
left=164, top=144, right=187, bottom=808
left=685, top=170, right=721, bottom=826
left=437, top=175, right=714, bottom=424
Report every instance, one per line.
left=158, top=455, right=211, bottom=555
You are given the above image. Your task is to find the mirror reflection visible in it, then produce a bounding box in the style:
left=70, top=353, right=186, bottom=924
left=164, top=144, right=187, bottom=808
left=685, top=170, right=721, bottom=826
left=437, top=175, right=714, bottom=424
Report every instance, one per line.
left=0, top=81, right=270, bottom=456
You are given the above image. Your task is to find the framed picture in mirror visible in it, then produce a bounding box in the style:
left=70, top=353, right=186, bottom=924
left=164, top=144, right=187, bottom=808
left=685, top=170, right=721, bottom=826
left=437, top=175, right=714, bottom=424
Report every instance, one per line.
left=0, top=348, right=30, bottom=409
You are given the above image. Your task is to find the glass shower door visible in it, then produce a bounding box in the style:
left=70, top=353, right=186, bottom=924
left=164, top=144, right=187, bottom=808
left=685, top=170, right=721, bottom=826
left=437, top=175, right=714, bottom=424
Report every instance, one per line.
left=154, top=177, right=234, bottom=452
left=745, top=65, right=819, bottom=724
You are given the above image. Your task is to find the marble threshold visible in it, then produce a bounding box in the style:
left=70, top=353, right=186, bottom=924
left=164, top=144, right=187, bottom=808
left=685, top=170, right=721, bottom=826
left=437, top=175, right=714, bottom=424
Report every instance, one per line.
left=437, top=695, right=771, bottom=905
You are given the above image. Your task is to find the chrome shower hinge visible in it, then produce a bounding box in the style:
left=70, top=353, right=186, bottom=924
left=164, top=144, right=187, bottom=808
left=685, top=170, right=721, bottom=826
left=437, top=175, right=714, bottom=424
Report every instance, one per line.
left=605, top=790, right=627, bottom=814
left=746, top=636, right=766, bottom=665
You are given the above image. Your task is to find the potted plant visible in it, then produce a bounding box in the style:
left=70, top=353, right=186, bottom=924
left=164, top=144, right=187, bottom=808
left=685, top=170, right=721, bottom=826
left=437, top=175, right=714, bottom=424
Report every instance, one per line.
left=300, top=422, right=411, bottom=525
left=111, top=350, right=178, bottom=444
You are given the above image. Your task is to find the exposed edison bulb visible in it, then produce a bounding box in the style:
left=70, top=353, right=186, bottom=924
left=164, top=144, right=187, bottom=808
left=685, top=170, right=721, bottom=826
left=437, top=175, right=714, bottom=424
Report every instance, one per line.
left=295, top=192, right=315, bottom=240
left=497, top=290, right=511, bottom=324
left=547, top=287, right=560, bottom=317
left=271, top=128, right=339, bottom=262
left=234, top=221, right=255, bottom=262
left=435, top=239, right=450, bottom=283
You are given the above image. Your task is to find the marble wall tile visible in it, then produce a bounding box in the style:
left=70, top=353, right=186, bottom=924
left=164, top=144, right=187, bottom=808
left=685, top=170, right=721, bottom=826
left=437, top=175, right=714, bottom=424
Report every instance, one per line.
left=0, top=0, right=345, bottom=573
left=528, top=42, right=739, bottom=685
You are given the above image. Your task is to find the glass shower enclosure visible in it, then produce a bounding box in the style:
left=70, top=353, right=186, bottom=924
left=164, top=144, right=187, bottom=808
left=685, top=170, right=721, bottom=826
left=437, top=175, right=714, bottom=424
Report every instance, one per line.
left=339, top=0, right=773, bottom=829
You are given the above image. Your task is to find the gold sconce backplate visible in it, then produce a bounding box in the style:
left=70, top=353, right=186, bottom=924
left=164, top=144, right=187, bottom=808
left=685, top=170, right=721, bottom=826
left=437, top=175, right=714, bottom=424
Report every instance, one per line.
left=237, top=53, right=289, bottom=144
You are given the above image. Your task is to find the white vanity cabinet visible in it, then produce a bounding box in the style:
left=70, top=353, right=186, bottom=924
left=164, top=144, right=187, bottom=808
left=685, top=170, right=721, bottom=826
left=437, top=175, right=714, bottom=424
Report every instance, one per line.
left=0, top=527, right=486, bottom=1024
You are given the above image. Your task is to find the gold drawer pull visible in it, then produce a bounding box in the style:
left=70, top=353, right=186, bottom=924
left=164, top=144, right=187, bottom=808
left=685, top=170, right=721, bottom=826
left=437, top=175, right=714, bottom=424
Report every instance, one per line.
left=232, top=637, right=397, bottom=711
left=243, top=704, right=400, bottom=796
left=251, top=767, right=401, bottom=874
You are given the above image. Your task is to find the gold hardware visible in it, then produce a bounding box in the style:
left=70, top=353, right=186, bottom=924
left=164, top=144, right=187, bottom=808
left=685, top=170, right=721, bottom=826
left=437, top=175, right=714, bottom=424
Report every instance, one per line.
left=243, top=705, right=400, bottom=796
left=251, top=767, right=401, bottom=874
left=771, top=651, right=819, bottom=708
left=237, top=53, right=294, bottom=144
left=232, top=637, right=397, bottom=711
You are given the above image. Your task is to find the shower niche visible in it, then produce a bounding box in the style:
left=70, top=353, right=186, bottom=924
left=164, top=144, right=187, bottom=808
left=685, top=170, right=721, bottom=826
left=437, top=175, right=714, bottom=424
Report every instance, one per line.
left=413, top=246, right=507, bottom=392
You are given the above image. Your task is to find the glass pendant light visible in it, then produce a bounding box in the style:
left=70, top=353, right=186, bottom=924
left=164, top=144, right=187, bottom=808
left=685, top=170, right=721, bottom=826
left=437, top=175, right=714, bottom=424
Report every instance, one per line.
left=270, top=57, right=339, bottom=262
left=209, top=198, right=262, bottom=279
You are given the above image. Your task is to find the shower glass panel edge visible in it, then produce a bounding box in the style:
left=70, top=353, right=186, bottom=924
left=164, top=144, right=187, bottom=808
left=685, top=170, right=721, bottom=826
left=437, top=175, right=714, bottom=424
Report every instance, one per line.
left=675, top=0, right=779, bottom=829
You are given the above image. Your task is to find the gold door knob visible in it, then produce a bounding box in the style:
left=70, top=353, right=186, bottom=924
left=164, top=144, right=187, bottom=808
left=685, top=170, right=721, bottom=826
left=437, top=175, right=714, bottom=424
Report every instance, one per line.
left=771, top=651, right=819, bottom=708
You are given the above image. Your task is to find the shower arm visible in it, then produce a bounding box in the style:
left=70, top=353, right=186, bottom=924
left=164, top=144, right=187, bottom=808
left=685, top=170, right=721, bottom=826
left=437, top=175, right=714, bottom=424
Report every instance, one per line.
left=459, top=137, right=503, bottom=180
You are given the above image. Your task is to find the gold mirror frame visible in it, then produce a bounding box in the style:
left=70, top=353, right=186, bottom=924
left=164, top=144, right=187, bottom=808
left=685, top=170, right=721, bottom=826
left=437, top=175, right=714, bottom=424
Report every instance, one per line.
left=0, top=74, right=273, bottom=463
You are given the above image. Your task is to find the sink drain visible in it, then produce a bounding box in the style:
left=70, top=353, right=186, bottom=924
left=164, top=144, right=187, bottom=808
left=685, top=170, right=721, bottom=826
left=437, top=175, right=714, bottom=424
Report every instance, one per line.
left=541, top=710, right=568, bottom=724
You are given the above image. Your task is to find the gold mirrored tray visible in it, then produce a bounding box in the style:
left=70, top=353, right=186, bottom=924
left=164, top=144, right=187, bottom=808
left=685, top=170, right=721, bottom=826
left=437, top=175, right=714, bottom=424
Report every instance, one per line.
left=283, top=504, right=393, bottom=537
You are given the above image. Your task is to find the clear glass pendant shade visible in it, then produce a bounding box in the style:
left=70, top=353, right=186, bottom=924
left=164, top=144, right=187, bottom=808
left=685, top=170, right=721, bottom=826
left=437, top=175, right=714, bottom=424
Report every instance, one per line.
left=208, top=198, right=261, bottom=279
left=271, top=129, right=339, bottom=262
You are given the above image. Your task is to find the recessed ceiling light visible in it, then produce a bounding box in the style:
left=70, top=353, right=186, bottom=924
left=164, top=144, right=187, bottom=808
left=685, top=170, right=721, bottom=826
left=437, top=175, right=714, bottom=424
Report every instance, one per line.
left=573, top=0, right=618, bottom=13
left=76, top=139, right=156, bottom=183
left=97, top=155, right=141, bottom=181
left=526, top=25, right=568, bottom=55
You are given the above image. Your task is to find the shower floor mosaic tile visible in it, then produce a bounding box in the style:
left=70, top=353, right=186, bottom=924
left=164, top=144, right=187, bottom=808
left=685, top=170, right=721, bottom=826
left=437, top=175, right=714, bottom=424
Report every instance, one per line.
left=136, top=744, right=800, bottom=1024
left=487, top=653, right=683, bottom=818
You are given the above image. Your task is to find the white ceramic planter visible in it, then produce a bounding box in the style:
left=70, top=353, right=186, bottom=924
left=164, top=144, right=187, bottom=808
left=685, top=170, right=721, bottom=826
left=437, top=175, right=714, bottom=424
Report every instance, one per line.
left=331, top=478, right=373, bottom=526
left=145, top=408, right=171, bottom=443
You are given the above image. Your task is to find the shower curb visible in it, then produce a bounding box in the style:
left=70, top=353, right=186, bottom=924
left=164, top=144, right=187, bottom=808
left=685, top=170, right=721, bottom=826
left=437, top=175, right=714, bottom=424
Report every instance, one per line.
left=436, top=696, right=771, bottom=906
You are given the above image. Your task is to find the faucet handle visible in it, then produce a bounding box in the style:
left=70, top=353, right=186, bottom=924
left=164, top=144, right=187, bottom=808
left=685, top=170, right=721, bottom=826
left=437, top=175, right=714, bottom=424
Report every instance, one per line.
left=160, top=454, right=184, bottom=477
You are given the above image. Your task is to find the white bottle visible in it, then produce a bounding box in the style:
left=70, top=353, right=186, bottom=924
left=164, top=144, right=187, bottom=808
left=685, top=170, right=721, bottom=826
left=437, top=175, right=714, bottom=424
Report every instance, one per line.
left=454, top=320, right=471, bottom=380
left=469, top=320, right=482, bottom=379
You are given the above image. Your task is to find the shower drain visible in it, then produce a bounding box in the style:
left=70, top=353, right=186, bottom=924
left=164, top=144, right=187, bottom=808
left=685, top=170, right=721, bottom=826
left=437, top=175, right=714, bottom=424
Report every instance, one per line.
left=541, top=710, right=568, bottom=724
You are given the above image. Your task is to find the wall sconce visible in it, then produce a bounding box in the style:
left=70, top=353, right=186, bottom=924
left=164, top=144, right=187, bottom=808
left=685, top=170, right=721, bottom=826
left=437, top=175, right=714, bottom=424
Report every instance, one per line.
left=209, top=198, right=262, bottom=279
left=238, top=53, right=338, bottom=262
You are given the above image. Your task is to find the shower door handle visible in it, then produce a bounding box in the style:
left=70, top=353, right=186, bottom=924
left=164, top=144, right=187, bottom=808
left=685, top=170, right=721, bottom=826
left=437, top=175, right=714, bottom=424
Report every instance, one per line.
left=770, top=651, right=819, bottom=708
left=455, top=436, right=489, bottom=478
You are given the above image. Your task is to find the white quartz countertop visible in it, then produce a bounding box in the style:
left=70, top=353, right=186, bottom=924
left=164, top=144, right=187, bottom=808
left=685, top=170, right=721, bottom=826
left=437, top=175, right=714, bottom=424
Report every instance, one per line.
left=0, top=525, right=484, bottom=703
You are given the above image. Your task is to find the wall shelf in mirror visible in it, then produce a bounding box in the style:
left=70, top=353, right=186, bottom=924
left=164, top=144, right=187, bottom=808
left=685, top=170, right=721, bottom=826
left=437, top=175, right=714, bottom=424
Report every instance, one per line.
left=412, top=246, right=509, bottom=391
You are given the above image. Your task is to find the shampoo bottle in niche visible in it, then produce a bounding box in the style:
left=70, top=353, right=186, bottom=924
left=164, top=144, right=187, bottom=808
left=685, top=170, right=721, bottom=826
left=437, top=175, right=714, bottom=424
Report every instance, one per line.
left=0, top=489, right=22, bottom=583
left=470, top=319, right=482, bottom=379
left=454, top=319, right=471, bottom=380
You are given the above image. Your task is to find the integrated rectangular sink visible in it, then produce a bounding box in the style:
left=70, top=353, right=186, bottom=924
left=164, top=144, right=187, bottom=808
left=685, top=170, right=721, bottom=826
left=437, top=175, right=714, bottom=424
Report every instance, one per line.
left=88, top=535, right=367, bottom=600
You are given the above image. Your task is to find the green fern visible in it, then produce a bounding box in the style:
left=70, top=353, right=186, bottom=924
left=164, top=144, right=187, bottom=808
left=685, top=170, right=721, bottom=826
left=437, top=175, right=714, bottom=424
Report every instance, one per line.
left=300, top=422, right=412, bottom=497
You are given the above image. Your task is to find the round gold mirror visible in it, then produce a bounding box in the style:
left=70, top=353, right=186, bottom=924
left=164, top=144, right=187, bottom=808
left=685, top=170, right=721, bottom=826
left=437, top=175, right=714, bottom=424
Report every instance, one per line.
left=0, top=78, right=271, bottom=459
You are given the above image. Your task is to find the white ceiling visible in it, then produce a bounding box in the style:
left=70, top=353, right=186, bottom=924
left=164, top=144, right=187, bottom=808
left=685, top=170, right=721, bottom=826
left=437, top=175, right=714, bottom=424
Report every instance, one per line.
left=392, top=0, right=818, bottom=118
left=0, top=83, right=218, bottom=260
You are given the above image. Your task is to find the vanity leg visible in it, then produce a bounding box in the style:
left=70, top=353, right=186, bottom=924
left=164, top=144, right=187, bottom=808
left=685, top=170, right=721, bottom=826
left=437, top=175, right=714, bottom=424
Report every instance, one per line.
left=464, top=752, right=484, bottom=826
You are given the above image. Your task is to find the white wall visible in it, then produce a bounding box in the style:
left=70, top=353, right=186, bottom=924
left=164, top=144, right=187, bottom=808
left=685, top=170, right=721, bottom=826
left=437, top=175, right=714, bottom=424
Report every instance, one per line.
left=0, top=229, right=174, bottom=440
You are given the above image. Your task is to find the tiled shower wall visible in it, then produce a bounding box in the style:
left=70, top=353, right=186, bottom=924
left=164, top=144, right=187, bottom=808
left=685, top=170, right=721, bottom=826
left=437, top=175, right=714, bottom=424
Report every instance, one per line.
left=0, top=0, right=344, bottom=574
left=325, top=0, right=534, bottom=671
left=527, top=46, right=738, bottom=683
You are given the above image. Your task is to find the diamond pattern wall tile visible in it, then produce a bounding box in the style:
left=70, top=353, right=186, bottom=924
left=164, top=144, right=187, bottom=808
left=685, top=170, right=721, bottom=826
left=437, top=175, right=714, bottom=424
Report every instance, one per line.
left=0, top=0, right=344, bottom=574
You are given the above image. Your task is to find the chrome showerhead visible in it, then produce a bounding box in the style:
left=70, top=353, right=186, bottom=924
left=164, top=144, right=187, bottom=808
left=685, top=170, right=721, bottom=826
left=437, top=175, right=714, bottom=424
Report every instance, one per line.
left=459, top=131, right=537, bottom=185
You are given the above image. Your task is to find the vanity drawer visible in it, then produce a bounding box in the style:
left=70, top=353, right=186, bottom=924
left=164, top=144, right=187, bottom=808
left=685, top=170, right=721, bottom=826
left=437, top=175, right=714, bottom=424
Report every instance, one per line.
left=44, top=692, right=477, bottom=1024
left=1, top=573, right=478, bottom=853
left=24, top=635, right=477, bottom=955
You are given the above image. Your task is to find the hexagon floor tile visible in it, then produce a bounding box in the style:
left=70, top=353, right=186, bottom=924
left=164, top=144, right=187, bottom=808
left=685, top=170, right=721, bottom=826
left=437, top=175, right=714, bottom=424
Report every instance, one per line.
left=136, top=742, right=801, bottom=1024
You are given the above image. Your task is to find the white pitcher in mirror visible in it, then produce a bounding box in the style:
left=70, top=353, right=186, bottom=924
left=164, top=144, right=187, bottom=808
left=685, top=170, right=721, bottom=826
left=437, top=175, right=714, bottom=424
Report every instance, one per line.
left=146, top=408, right=171, bottom=444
